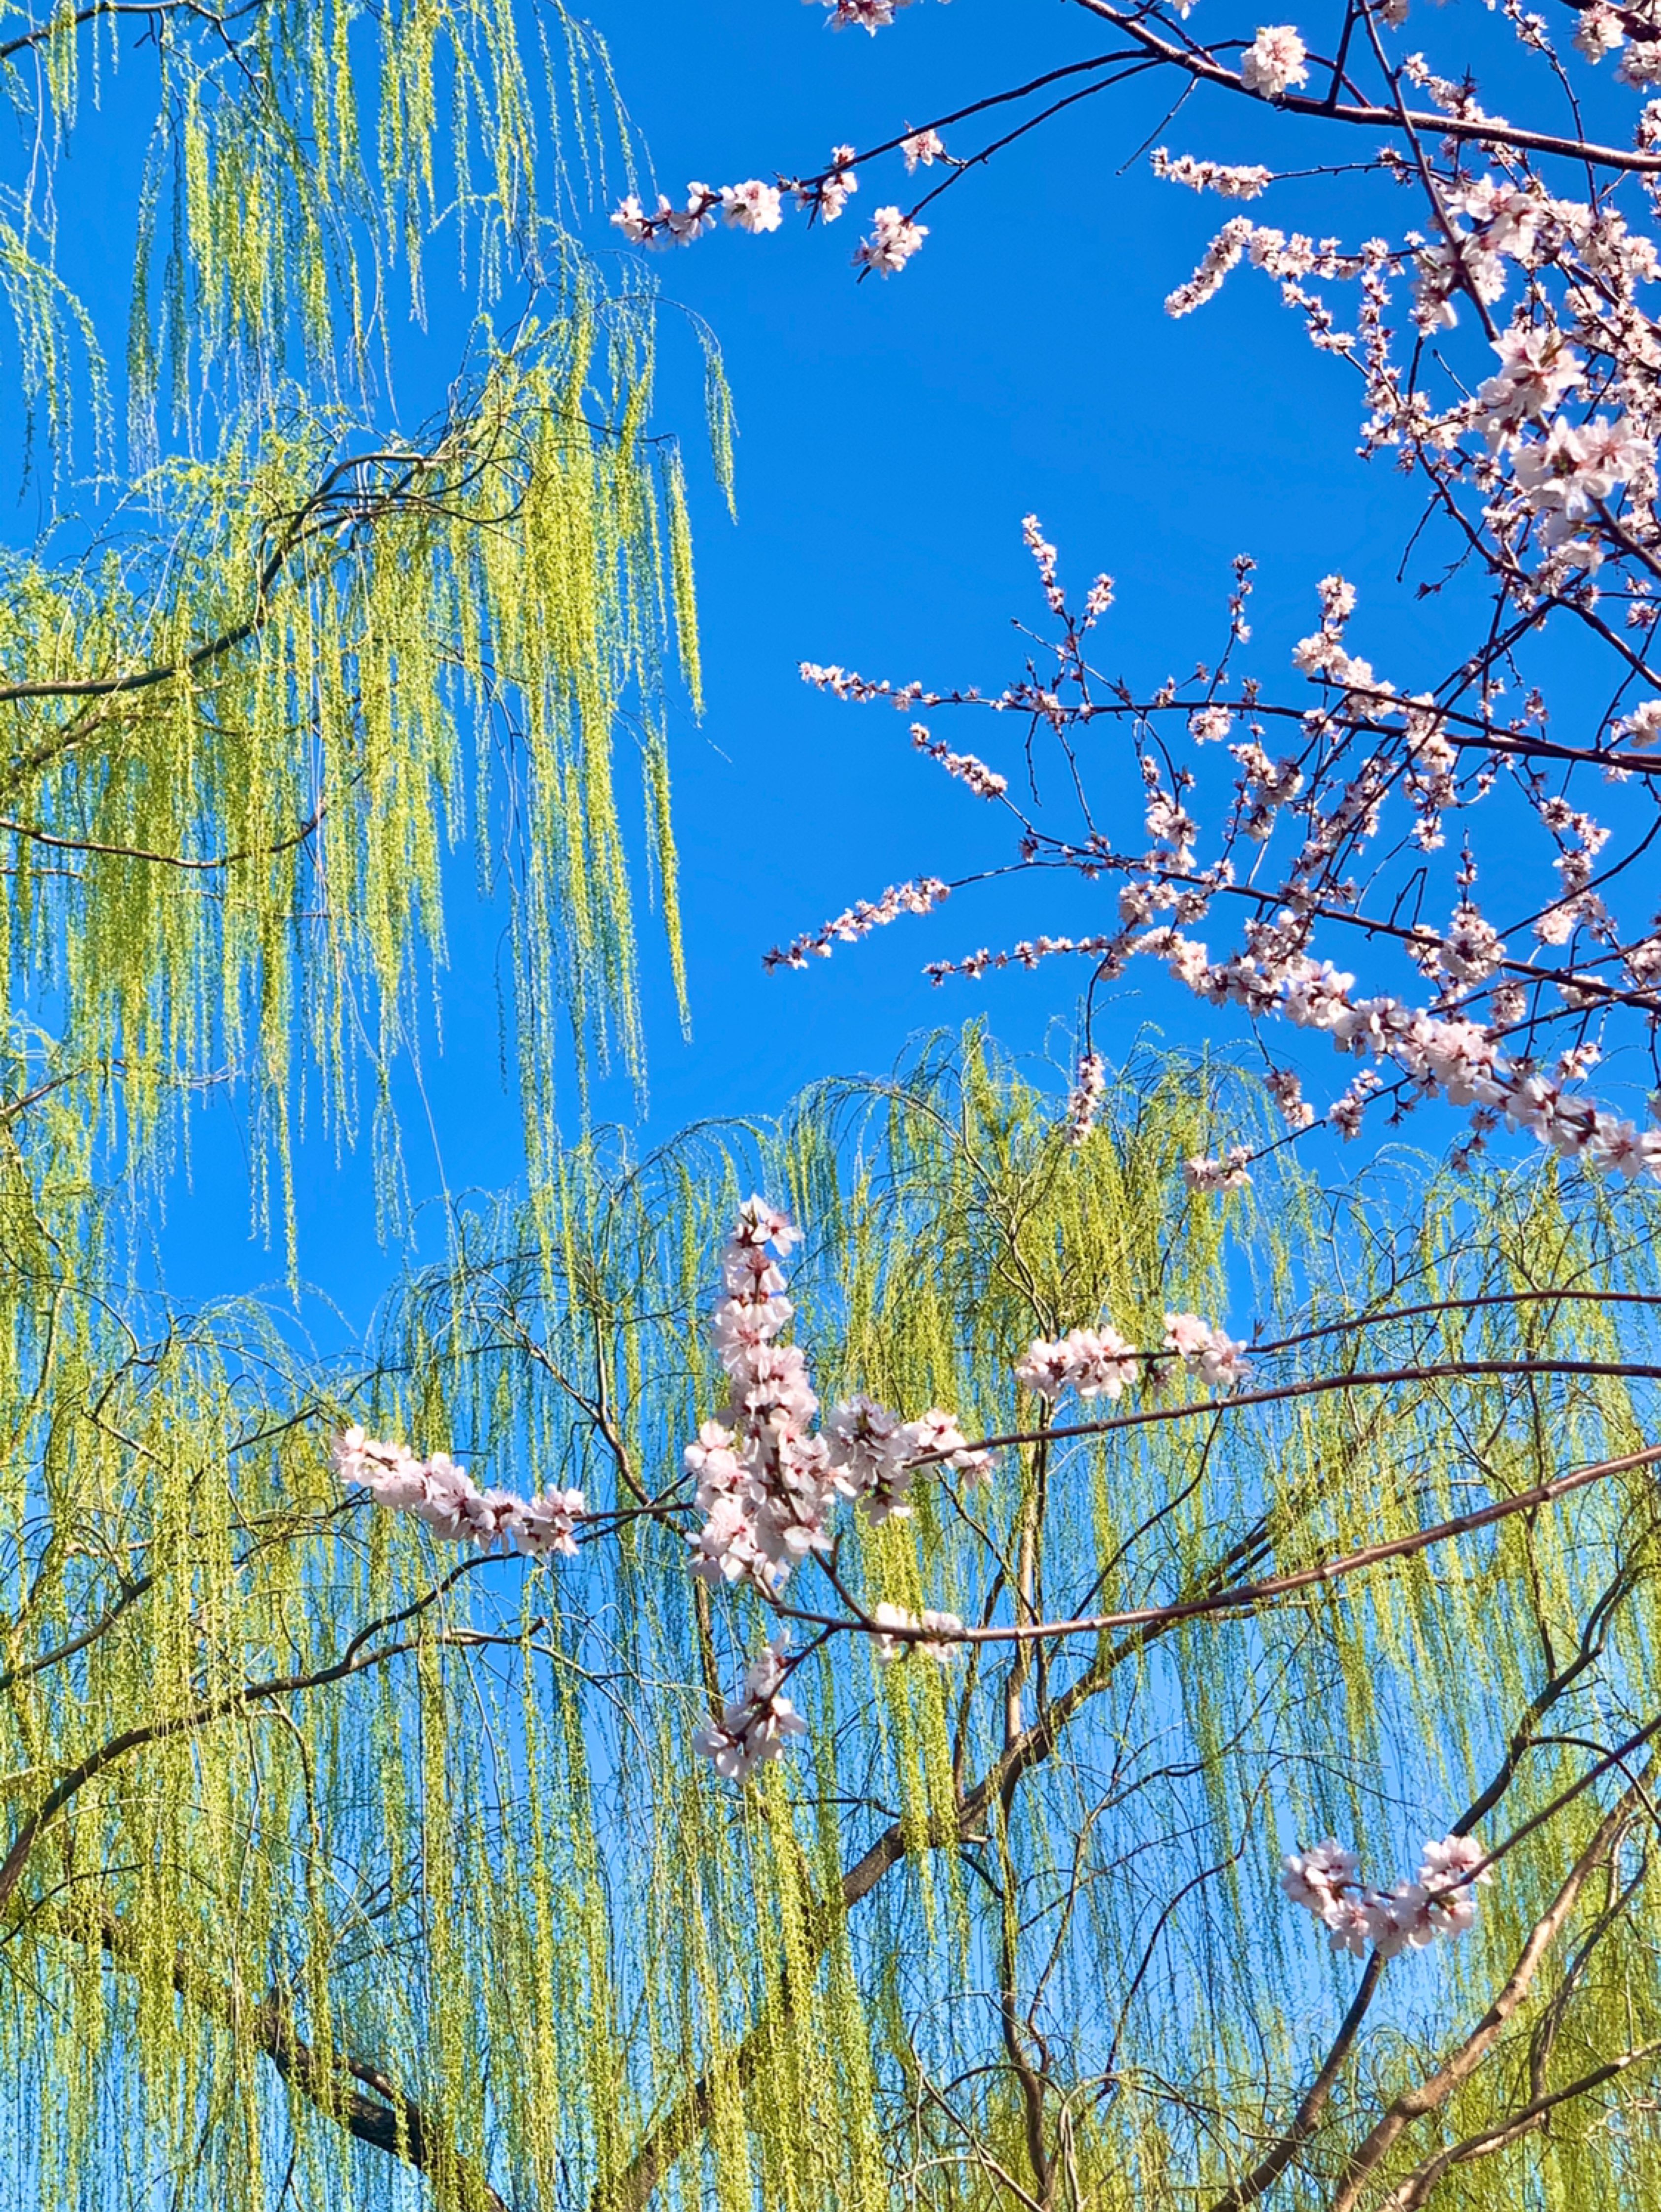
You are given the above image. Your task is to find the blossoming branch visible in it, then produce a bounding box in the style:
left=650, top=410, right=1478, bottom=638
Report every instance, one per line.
left=332, top=1428, right=585, bottom=1557
left=611, top=0, right=1661, bottom=1182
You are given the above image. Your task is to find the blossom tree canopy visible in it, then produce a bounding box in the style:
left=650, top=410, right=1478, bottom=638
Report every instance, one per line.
left=615, top=0, right=1661, bottom=1192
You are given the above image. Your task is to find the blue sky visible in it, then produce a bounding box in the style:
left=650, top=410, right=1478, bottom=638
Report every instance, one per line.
left=12, top=0, right=1596, bottom=1323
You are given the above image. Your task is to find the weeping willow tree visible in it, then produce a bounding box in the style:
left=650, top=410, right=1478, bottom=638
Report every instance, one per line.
left=0, top=0, right=718, bottom=1251
left=4, top=1017, right=1661, bottom=2209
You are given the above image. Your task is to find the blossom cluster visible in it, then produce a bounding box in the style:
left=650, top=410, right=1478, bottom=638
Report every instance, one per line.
left=819, top=0, right=918, bottom=30
left=855, top=205, right=930, bottom=274
left=691, top=1637, right=809, bottom=1781
left=762, top=876, right=951, bottom=972
left=911, top=722, right=1008, bottom=799
left=331, top=1429, right=585, bottom=1558
left=1139, top=935, right=1661, bottom=1180
left=1065, top=1051, right=1107, bottom=1145
left=610, top=134, right=940, bottom=273
left=1152, top=147, right=1273, bottom=201
left=688, top=1199, right=990, bottom=1600
left=1238, top=26, right=1310, bottom=99
left=1281, top=1832, right=1492, bottom=1959
left=688, top=1199, right=988, bottom=1778
left=871, top=1601, right=966, bottom=1662
left=1184, top=1147, right=1254, bottom=1192
left=922, top=934, right=1119, bottom=984
left=1014, top=1311, right=1249, bottom=1400
left=611, top=181, right=771, bottom=246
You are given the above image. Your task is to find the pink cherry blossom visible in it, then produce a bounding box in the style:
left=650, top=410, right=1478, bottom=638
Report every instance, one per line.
left=332, top=1428, right=429, bottom=1509
left=1066, top=1052, right=1107, bottom=1146
left=871, top=1601, right=965, bottom=1663
left=609, top=195, right=652, bottom=245
left=331, top=1433, right=585, bottom=1558
left=1281, top=1828, right=1492, bottom=1959
left=1471, top=328, right=1583, bottom=447
left=855, top=205, right=928, bottom=274
left=517, top=1488, right=586, bottom=1559
left=1162, top=1313, right=1213, bottom=1362
left=1419, top=1832, right=1492, bottom=1890
left=1016, top=1326, right=1140, bottom=1402
left=898, top=1407, right=993, bottom=1479
left=1280, top=1837, right=1360, bottom=1914
left=410, top=1453, right=480, bottom=1542
left=462, top=1487, right=528, bottom=1553
left=1239, top=26, right=1310, bottom=98
left=817, top=0, right=915, bottom=31
left=721, top=180, right=784, bottom=234
left=1152, top=148, right=1273, bottom=201
left=1184, top=1148, right=1253, bottom=1192
left=763, top=876, right=950, bottom=972
left=1363, top=1882, right=1438, bottom=1957
left=1575, top=3, right=1625, bottom=58
left=693, top=1638, right=810, bottom=1781
left=824, top=1395, right=914, bottom=1519
left=1166, top=217, right=1254, bottom=317
left=682, top=1205, right=993, bottom=1754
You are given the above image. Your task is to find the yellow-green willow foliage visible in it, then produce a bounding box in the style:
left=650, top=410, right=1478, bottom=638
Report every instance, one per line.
left=0, top=0, right=719, bottom=1253
left=0, top=322, right=704, bottom=1224
left=6, top=0, right=643, bottom=466
left=5, top=1028, right=1661, bottom=2209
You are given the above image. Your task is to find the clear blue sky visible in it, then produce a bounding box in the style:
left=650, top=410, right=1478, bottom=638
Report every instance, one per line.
left=15, top=0, right=1576, bottom=1323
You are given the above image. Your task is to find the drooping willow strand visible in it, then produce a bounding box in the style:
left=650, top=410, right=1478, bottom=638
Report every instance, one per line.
left=0, top=0, right=729, bottom=1258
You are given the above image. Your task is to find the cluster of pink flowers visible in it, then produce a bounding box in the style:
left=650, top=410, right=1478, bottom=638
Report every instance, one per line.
left=923, top=934, right=1119, bottom=985
left=855, top=204, right=929, bottom=274
left=611, top=139, right=931, bottom=273
left=1165, top=215, right=1256, bottom=317
left=1239, top=25, right=1310, bottom=98
left=1016, top=1327, right=1141, bottom=1402
left=688, top=1200, right=988, bottom=1777
left=871, top=1601, right=965, bottom=1662
left=910, top=722, right=1008, bottom=799
left=1023, top=511, right=1067, bottom=618
left=332, top=1429, right=585, bottom=1558
left=1129, top=926, right=1661, bottom=1179
left=1506, top=414, right=1655, bottom=559
left=1282, top=1832, right=1492, bottom=1959
left=1264, top=948, right=1661, bottom=1176
left=1065, top=1051, right=1107, bottom=1145
left=824, top=1393, right=986, bottom=1521
left=691, top=1637, right=809, bottom=1781
left=1576, top=1, right=1630, bottom=62
left=1152, top=148, right=1273, bottom=201
left=762, top=876, right=950, bottom=972
left=611, top=180, right=778, bottom=247
left=1164, top=1312, right=1252, bottom=1388
left=902, top=128, right=947, bottom=170
left=688, top=1199, right=990, bottom=1598
left=1015, top=1311, right=1249, bottom=1402
left=1184, top=1147, right=1254, bottom=1191
left=1468, top=326, right=1582, bottom=447
left=818, top=0, right=919, bottom=31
